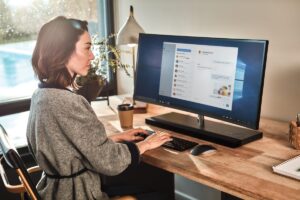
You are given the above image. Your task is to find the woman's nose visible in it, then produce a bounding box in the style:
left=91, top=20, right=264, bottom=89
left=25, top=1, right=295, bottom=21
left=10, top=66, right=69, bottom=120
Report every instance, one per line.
left=90, top=50, right=95, bottom=60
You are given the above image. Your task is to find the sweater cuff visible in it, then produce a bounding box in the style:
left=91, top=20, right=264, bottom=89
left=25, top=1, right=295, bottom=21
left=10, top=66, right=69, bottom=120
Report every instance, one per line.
left=123, top=142, right=140, bottom=167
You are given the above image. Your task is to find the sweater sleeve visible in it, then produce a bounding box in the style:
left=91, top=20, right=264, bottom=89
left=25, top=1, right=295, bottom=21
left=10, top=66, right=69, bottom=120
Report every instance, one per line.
left=50, top=94, right=139, bottom=176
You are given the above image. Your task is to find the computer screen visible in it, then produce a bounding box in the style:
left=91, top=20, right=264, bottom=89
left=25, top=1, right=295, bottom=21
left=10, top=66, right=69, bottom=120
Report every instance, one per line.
left=134, top=33, right=268, bottom=147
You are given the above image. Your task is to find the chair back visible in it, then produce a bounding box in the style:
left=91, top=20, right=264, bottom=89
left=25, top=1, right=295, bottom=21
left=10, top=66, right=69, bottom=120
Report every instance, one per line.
left=0, top=124, right=41, bottom=200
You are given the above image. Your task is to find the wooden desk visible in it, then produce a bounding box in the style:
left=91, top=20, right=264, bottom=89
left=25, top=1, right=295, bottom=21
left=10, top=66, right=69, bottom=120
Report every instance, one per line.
left=96, top=97, right=300, bottom=200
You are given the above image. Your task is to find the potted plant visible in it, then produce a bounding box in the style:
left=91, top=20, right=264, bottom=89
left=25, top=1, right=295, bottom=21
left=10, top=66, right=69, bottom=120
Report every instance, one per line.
left=76, top=34, right=131, bottom=103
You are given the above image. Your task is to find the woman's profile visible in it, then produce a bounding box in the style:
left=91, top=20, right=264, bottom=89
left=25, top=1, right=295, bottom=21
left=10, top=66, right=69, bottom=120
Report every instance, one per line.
left=27, top=16, right=171, bottom=200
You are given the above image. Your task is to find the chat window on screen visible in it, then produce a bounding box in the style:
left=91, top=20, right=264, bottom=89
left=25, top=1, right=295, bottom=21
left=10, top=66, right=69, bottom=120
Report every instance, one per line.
left=160, top=42, right=238, bottom=111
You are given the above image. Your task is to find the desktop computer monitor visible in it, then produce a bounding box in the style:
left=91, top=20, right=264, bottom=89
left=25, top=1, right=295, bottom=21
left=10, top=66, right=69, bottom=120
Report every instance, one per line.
left=134, top=33, right=268, bottom=147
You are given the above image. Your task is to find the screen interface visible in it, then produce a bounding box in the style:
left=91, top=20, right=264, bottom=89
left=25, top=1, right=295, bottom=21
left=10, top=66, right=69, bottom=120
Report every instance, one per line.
left=134, top=34, right=268, bottom=129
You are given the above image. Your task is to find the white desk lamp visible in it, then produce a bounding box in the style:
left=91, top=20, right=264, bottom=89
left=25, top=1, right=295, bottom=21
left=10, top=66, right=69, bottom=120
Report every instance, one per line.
left=117, top=5, right=147, bottom=113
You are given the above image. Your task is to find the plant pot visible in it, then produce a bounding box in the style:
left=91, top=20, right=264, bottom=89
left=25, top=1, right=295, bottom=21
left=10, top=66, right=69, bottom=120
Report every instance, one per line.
left=76, top=79, right=104, bottom=103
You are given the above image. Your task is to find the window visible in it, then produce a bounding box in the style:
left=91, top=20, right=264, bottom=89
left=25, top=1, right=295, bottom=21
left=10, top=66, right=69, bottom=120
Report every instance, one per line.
left=0, top=0, right=114, bottom=147
left=0, top=0, right=107, bottom=103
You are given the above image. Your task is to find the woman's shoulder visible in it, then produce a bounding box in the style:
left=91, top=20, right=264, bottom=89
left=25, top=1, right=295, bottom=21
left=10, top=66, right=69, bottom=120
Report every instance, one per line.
left=33, top=88, right=89, bottom=107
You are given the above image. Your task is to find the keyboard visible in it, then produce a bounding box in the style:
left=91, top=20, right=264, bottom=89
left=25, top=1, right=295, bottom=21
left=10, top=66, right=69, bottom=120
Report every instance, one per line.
left=141, top=130, right=198, bottom=152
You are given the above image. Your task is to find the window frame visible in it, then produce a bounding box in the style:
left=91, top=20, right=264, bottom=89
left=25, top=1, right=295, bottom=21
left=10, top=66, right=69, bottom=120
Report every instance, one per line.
left=0, top=98, right=31, bottom=116
left=98, top=0, right=117, bottom=97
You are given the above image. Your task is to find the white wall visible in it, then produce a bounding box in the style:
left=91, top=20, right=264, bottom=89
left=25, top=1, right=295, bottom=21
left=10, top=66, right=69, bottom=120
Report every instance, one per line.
left=114, top=2, right=300, bottom=199
left=114, top=0, right=300, bottom=122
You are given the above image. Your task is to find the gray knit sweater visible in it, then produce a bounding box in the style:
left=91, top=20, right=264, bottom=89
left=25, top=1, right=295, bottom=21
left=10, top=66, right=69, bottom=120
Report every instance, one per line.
left=26, top=87, right=139, bottom=200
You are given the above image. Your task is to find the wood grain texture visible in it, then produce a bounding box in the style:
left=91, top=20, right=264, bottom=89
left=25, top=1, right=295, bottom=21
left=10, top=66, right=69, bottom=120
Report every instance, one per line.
left=98, top=97, right=300, bottom=200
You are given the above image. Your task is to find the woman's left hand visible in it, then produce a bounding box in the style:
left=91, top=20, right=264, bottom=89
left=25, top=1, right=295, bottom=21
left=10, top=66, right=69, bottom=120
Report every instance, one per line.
left=109, top=128, right=148, bottom=142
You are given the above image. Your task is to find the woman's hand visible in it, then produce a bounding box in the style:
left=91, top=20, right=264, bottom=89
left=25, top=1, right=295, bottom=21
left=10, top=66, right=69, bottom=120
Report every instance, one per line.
left=136, top=131, right=172, bottom=154
left=109, top=128, right=172, bottom=154
left=109, top=128, right=148, bottom=142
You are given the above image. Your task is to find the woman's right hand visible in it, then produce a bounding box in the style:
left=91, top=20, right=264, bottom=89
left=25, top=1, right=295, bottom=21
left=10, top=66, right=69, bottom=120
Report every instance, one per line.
left=136, top=131, right=172, bottom=154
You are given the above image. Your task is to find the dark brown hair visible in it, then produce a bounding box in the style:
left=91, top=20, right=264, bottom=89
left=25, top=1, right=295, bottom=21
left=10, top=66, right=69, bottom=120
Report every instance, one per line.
left=32, top=16, right=88, bottom=88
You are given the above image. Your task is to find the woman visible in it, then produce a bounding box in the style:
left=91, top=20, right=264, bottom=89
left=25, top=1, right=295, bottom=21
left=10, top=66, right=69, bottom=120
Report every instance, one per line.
left=27, top=16, right=172, bottom=200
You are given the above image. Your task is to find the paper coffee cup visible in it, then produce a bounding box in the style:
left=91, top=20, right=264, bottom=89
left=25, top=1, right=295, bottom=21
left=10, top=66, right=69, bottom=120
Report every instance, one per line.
left=118, top=104, right=134, bottom=129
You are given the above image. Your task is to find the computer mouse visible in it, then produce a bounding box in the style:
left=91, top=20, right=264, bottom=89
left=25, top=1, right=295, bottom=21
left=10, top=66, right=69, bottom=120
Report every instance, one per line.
left=190, top=144, right=216, bottom=156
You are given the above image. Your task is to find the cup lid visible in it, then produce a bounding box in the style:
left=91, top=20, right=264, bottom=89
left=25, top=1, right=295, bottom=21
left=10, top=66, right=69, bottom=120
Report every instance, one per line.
left=118, top=104, right=134, bottom=111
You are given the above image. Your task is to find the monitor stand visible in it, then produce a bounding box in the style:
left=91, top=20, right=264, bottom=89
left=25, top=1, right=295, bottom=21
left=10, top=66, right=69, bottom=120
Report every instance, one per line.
left=145, top=112, right=262, bottom=148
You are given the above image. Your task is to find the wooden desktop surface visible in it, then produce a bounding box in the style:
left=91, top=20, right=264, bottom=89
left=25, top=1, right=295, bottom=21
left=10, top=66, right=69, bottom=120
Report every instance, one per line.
left=96, top=96, right=300, bottom=200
